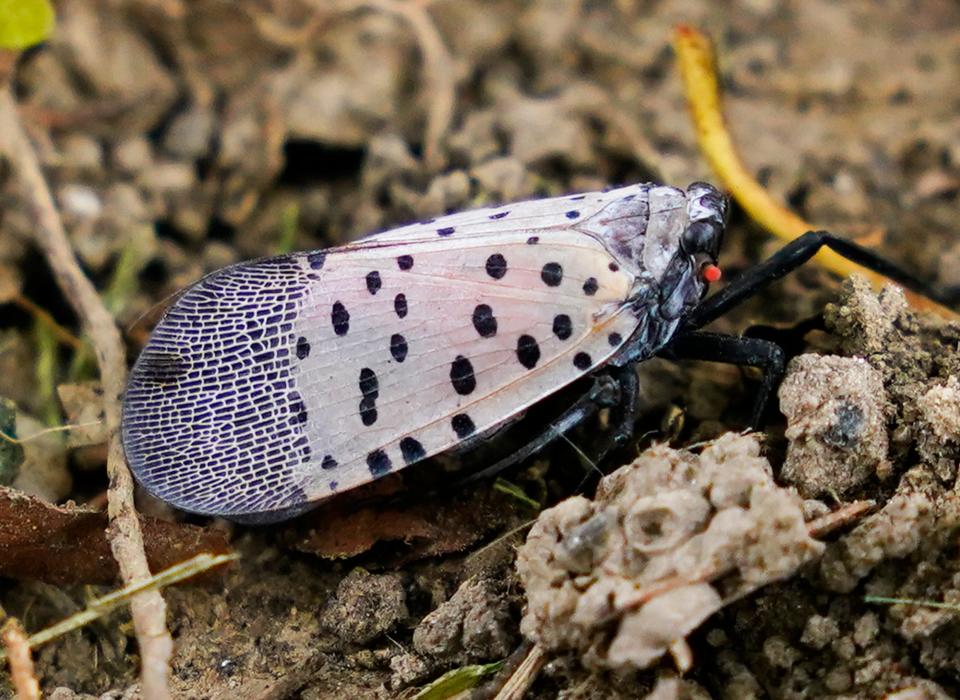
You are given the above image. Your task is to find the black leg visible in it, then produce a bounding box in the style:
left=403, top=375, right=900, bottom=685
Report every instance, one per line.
left=744, top=313, right=826, bottom=359
left=594, top=364, right=641, bottom=462
left=659, top=331, right=785, bottom=427
left=453, top=373, right=622, bottom=488
left=683, top=230, right=952, bottom=331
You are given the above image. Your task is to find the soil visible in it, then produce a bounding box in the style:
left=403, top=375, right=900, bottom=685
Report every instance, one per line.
left=2, top=1, right=960, bottom=698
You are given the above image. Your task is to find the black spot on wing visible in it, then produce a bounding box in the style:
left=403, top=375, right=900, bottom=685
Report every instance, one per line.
left=296, top=336, right=311, bottom=360
left=472, top=304, right=498, bottom=338
left=365, top=270, right=382, bottom=295
left=390, top=333, right=408, bottom=362
left=332, top=301, right=350, bottom=335
left=516, top=335, right=541, bottom=369
left=573, top=352, right=592, bottom=370
left=485, top=253, right=508, bottom=279
left=394, top=293, right=408, bottom=319
left=359, top=367, right=379, bottom=397
left=367, top=449, right=392, bottom=476
left=552, top=314, right=572, bottom=340
left=359, top=396, right=377, bottom=426
left=450, top=355, right=477, bottom=395
left=358, top=367, right=379, bottom=426
left=452, top=413, right=475, bottom=438
left=399, top=437, right=426, bottom=464
left=541, top=262, right=563, bottom=287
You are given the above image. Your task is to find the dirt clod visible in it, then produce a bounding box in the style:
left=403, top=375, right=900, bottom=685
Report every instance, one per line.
left=517, top=434, right=823, bottom=672
left=412, top=575, right=515, bottom=662
left=779, top=353, right=891, bottom=497
left=319, top=568, right=408, bottom=646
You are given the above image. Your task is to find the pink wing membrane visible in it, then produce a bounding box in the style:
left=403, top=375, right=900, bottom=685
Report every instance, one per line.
left=292, top=230, right=640, bottom=498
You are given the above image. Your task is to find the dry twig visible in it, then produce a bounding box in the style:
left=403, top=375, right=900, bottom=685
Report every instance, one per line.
left=11, top=292, right=85, bottom=350
left=0, top=553, right=237, bottom=661
left=673, top=24, right=958, bottom=321
left=492, top=643, right=546, bottom=700
left=1, top=612, right=40, bottom=700
left=807, top=500, right=876, bottom=539
left=0, top=88, right=173, bottom=699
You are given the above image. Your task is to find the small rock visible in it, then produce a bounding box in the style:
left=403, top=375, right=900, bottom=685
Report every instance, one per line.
left=59, top=184, right=103, bottom=220
left=419, top=171, right=471, bottom=217
left=284, top=15, right=406, bottom=146
left=361, top=134, right=419, bottom=192
left=779, top=354, right=891, bottom=497
left=202, top=241, right=240, bottom=271
left=918, top=376, right=960, bottom=444
left=12, top=413, right=71, bottom=502
left=58, top=134, right=104, bottom=174
left=413, top=576, right=515, bottom=663
left=447, top=111, right=501, bottom=166
left=824, top=667, right=853, bottom=693
left=762, top=635, right=799, bottom=670
left=57, top=2, right=176, bottom=127
left=388, top=652, right=431, bottom=688
left=819, top=480, right=934, bottom=593
left=163, top=103, right=215, bottom=159
left=103, top=182, right=150, bottom=224
left=47, top=689, right=99, bottom=700
left=916, top=377, right=960, bottom=481
left=57, top=382, right=107, bottom=448
left=112, top=137, right=154, bottom=175
left=137, top=160, right=197, bottom=194
left=800, top=614, right=840, bottom=649
left=853, top=612, right=880, bottom=647
left=497, top=91, right=594, bottom=168
left=470, top=157, right=536, bottom=201
left=824, top=276, right=909, bottom=359
left=320, top=568, right=408, bottom=645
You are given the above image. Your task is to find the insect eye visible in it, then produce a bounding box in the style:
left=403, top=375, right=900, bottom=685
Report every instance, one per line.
left=681, top=221, right=724, bottom=260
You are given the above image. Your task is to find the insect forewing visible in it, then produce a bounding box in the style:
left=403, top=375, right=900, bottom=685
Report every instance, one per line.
left=122, top=185, right=652, bottom=519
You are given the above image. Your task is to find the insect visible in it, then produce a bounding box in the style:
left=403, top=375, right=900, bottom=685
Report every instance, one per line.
left=122, top=182, right=946, bottom=522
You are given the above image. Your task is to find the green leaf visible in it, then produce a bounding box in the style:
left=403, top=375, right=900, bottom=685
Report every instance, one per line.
left=412, top=661, right=504, bottom=700
left=0, top=0, right=55, bottom=50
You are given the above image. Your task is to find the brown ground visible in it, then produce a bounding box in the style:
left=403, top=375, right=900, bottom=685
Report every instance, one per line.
left=2, top=0, right=960, bottom=698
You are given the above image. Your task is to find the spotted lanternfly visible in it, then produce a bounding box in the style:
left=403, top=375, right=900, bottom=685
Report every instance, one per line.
left=121, top=180, right=945, bottom=522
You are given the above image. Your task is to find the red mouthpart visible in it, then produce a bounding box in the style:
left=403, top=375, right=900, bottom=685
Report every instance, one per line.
left=702, top=264, right=722, bottom=283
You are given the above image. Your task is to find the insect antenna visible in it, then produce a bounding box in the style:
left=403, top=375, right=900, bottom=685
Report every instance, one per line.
left=124, top=287, right=183, bottom=339
left=558, top=431, right=605, bottom=482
